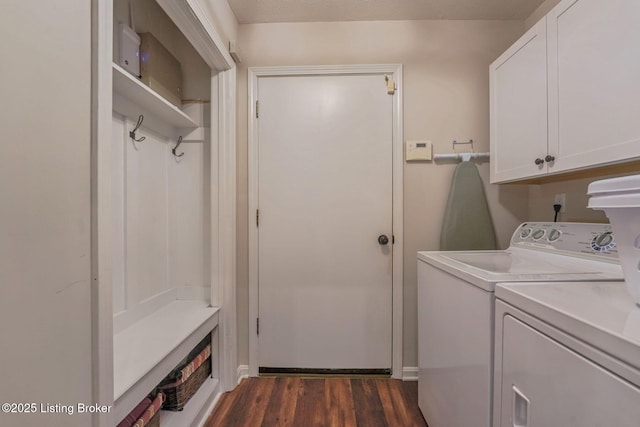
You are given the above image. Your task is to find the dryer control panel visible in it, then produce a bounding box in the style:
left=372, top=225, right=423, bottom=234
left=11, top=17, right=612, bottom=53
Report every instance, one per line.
left=511, top=222, right=618, bottom=260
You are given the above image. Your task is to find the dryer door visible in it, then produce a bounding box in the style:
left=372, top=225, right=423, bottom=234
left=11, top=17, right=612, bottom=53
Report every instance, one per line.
left=499, top=315, right=640, bottom=427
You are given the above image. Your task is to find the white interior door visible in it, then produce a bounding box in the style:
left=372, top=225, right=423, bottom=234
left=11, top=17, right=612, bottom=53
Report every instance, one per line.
left=257, top=73, right=394, bottom=371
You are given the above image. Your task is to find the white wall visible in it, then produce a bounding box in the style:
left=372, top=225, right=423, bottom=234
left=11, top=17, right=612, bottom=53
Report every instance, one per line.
left=111, top=113, right=210, bottom=322
left=528, top=176, right=608, bottom=223
left=0, top=2, right=93, bottom=426
left=235, top=19, right=528, bottom=369
left=527, top=167, right=640, bottom=224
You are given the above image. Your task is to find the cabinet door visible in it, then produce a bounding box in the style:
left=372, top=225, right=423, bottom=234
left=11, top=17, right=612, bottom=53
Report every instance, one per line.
left=490, top=19, right=548, bottom=183
left=499, top=315, right=640, bottom=427
left=548, top=0, right=640, bottom=173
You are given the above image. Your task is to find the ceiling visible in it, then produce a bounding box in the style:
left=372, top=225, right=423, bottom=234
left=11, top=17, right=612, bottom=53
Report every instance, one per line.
left=227, top=0, right=548, bottom=24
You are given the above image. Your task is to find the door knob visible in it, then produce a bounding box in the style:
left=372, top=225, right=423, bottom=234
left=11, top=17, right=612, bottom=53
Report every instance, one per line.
left=545, top=155, right=555, bottom=162
left=378, top=235, right=389, bottom=245
left=534, top=158, right=544, bottom=165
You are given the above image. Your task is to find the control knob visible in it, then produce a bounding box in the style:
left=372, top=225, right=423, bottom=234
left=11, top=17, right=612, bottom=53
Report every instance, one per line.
left=520, top=228, right=532, bottom=239
left=591, top=232, right=615, bottom=251
left=547, top=229, right=561, bottom=242
left=531, top=229, right=546, bottom=240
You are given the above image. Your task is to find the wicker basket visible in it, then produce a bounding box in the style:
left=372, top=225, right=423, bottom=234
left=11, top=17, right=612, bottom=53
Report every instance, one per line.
left=158, top=343, right=212, bottom=411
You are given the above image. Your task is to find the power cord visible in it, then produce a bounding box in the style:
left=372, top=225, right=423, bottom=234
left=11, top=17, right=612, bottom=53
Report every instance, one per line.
left=553, top=204, right=562, bottom=222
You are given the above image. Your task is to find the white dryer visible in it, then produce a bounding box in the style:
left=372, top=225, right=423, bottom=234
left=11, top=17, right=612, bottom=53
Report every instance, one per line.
left=493, top=281, right=640, bottom=427
left=417, top=222, right=624, bottom=427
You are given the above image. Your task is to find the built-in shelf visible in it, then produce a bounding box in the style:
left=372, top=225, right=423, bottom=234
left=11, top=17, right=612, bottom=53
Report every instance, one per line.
left=113, top=300, right=219, bottom=423
left=112, top=63, right=198, bottom=129
left=161, top=376, right=220, bottom=427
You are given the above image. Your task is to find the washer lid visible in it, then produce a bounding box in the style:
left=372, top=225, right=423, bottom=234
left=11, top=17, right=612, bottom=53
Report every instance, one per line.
left=418, top=248, right=623, bottom=291
left=443, top=251, right=595, bottom=274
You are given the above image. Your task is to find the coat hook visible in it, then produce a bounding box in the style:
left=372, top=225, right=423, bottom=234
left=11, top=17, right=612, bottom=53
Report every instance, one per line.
left=129, top=115, right=146, bottom=142
left=172, top=136, right=184, bottom=157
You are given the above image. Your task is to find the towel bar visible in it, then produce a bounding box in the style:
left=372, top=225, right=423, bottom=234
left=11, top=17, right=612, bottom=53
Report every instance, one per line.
left=433, top=152, right=490, bottom=161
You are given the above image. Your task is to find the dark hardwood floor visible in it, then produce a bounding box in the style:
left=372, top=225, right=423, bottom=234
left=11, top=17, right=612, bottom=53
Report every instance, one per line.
left=204, top=377, right=428, bottom=427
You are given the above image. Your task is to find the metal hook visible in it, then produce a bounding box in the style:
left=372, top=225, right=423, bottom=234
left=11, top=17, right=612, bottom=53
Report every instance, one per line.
left=172, top=136, right=184, bottom=157
left=129, top=115, right=146, bottom=142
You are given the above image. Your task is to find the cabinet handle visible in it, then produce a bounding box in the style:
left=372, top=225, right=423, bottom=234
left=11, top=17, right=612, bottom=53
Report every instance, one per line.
left=534, top=158, right=544, bottom=165
left=512, top=386, right=530, bottom=427
left=545, top=155, right=555, bottom=163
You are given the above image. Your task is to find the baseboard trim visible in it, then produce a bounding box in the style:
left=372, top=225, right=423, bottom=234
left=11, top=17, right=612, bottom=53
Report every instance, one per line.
left=237, top=364, right=249, bottom=384
left=237, top=364, right=417, bottom=381
left=259, top=367, right=391, bottom=376
left=402, top=366, right=418, bottom=381
left=194, top=389, right=222, bottom=427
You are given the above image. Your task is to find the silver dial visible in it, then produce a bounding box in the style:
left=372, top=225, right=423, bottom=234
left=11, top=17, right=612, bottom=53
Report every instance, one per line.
left=520, top=228, right=532, bottom=239
left=591, top=232, right=615, bottom=251
left=547, top=229, right=562, bottom=242
left=531, top=229, right=546, bottom=240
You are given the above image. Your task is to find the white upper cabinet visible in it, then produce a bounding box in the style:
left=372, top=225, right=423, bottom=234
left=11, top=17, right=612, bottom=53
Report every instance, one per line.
left=548, top=0, right=640, bottom=173
left=490, top=20, right=548, bottom=183
left=491, top=0, right=640, bottom=183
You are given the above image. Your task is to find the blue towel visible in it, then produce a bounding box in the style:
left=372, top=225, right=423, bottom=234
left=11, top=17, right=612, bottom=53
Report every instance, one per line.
left=440, top=161, right=497, bottom=250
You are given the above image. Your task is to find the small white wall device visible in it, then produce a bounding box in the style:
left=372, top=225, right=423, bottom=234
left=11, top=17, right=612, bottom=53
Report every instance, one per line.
left=406, top=140, right=433, bottom=161
left=119, top=24, right=140, bottom=77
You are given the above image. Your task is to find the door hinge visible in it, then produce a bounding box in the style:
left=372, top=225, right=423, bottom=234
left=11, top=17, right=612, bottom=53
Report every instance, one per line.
left=256, top=100, right=259, bottom=118
left=257, top=318, right=260, bottom=335
left=256, top=209, right=259, bottom=227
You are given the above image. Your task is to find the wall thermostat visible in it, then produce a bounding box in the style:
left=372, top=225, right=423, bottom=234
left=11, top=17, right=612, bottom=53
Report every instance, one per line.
left=406, top=140, right=433, bottom=161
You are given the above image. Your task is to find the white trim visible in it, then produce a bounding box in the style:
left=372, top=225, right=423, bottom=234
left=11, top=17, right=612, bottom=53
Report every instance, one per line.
left=91, top=1, right=114, bottom=426
left=391, top=66, right=404, bottom=380
left=402, top=366, right=419, bottom=381
left=209, top=73, right=221, bottom=306
left=194, top=389, right=224, bottom=427
left=156, top=0, right=233, bottom=71
left=237, top=365, right=250, bottom=384
left=248, top=68, right=260, bottom=377
left=161, top=377, right=220, bottom=427
left=248, top=64, right=404, bottom=378
left=217, top=67, right=238, bottom=393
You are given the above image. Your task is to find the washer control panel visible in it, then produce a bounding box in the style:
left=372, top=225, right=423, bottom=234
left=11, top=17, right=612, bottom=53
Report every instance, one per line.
left=511, top=222, right=618, bottom=259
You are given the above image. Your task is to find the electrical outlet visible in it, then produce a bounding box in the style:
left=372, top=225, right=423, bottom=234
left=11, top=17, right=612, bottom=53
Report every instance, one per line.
left=554, top=193, right=566, bottom=213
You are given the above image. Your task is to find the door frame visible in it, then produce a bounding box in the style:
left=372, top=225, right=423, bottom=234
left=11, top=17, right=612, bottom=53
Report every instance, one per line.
left=248, top=65, right=404, bottom=378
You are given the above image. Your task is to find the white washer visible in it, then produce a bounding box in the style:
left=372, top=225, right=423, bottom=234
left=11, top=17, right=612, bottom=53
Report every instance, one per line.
left=493, top=281, right=640, bottom=427
left=417, top=222, right=624, bottom=427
